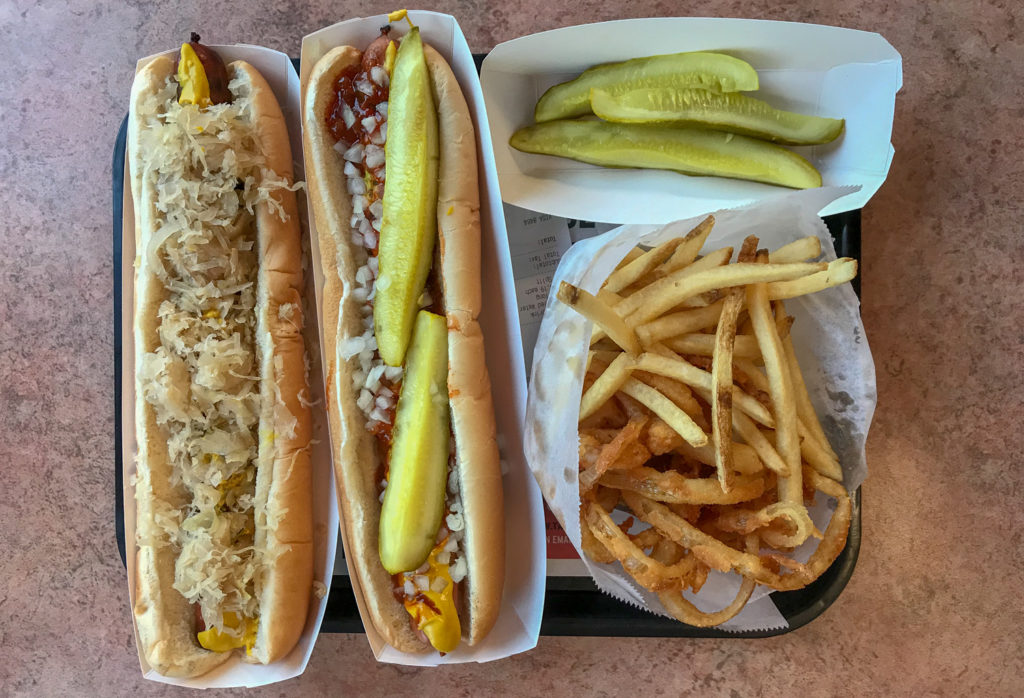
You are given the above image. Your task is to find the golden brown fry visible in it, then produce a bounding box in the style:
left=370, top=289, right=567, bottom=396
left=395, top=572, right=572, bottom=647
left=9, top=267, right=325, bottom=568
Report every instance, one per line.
left=580, top=352, right=637, bottom=422
left=656, top=216, right=716, bottom=278
left=675, top=440, right=763, bottom=476
left=620, top=378, right=708, bottom=447
left=639, top=350, right=774, bottom=427
left=634, top=371, right=706, bottom=427
left=711, top=236, right=754, bottom=493
left=636, top=300, right=725, bottom=347
left=777, top=302, right=839, bottom=461
left=558, top=281, right=642, bottom=355
left=599, top=467, right=765, bottom=505
left=768, top=236, right=821, bottom=263
left=746, top=252, right=805, bottom=540
left=603, top=237, right=685, bottom=293
left=731, top=410, right=790, bottom=477
left=766, top=258, right=858, bottom=300
left=663, top=333, right=761, bottom=359
left=626, top=261, right=827, bottom=327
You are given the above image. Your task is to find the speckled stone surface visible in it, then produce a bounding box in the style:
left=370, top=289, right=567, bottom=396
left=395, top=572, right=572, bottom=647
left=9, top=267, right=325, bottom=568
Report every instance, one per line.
left=1, top=0, right=1022, bottom=695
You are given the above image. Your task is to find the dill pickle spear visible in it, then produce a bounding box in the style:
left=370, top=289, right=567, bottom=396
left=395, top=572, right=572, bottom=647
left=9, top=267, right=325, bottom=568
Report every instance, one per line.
left=376, top=26, right=439, bottom=367
left=590, top=88, right=845, bottom=145
left=534, top=52, right=759, bottom=123
left=510, top=120, right=822, bottom=189
left=379, top=311, right=450, bottom=574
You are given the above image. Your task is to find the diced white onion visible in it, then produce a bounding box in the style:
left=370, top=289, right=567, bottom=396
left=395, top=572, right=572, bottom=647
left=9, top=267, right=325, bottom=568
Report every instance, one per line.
left=446, top=512, right=465, bottom=532
left=363, top=230, right=378, bottom=249
left=362, top=115, right=378, bottom=133
left=342, top=102, right=355, bottom=129
left=431, top=576, right=447, bottom=593
left=370, top=129, right=386, bottom=146
left=332, top=139, right=350, bottom=154
left=450, top=557, right=467, bottom=584
left=367, top=256, right=379, bottom=276
left=378, top=123, right=387, bottom=144
left=436, top=551, right=451, bottom=566
left=376, top=101, right=388, bottom=117
left=368, top=200, right=384, bottom=220
left=371, top=217, right=382, bottom=232
left=344, top=161, right=361, bottom=178
left=367, top=364, right=386, bottom=392
left=356, top=79, right=374, bottom=96
left=443, top=537, right=459, bottom=553
left=357, top=389, right=374, bottom=412
left=346, top=177, right=366, bottom=195
left=352, top=193, right=368, bottom=215
left=384, top=365, right=403, bottom=381
left=414, top=575, right=429, bottom=592
left=365, top=145, right=385, bottom=169
left=343, top=143, right=364, bottom=162
left=403, top=580, right=415, bottom=597
left=370, top=66, right=389, bottom=87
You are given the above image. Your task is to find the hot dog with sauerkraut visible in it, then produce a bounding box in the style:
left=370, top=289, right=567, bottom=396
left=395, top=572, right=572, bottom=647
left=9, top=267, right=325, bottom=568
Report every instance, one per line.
left=129, top=34, right=313, bottom=677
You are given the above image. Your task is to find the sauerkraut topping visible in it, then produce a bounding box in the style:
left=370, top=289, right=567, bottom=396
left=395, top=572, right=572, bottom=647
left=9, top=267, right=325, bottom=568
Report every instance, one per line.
left=135, top=71, right=297, bottom=640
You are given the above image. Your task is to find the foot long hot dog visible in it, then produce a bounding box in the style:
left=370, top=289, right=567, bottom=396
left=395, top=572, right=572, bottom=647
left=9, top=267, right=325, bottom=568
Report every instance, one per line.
left=129, top=34, right=313, bottom=677
left=302, top=11, right=504, bottom=654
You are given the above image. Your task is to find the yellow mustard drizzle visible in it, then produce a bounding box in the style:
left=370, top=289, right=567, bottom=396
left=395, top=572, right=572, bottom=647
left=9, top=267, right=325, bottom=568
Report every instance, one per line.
left=177, top=43, right=211, bottom=107
left=401, top=537, right=461, bottom=653
left=197, top=612, right=258, bottom=654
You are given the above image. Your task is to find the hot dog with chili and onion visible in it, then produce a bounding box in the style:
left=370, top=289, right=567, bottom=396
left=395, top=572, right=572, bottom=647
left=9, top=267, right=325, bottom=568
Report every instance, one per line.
left=129, top=34, right=313, bottom=676
left=302, top=11, right=504, bottom=654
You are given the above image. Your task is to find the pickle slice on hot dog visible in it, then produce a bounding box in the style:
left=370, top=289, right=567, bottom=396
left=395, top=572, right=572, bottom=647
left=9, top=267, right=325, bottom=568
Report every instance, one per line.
left=376, top=26, right=440, bottom=367
left=379, top=310, right=450, bottom=574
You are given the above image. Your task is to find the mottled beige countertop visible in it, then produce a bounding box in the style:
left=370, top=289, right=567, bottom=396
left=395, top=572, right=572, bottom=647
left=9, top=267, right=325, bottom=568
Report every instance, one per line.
left=1, top=0, right=1021, bottom=695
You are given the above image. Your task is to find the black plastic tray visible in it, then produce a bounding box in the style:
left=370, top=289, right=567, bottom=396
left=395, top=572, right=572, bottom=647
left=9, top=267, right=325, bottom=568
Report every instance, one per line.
left=112, top=55, right=862, bottom=638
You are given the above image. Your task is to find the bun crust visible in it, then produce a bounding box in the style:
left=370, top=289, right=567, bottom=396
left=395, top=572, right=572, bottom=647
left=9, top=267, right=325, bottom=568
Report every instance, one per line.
left=129, top=55, right=312, bottom=677
left=303, top=41, right=504, bottom=653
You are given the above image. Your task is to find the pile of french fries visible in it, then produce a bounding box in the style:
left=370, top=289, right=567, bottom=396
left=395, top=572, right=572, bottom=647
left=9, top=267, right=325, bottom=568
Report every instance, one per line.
left=560, top=215, right=857, bottom=627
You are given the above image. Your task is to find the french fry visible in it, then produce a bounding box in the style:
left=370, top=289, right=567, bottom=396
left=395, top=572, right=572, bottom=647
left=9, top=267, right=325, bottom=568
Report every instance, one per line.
left=636, top=300, right=726, bottom=347
left=746, top=252, right=805, bottom=542
left=626, top=261, right=827, bottom=327
left=664, top=333, right=761, bottom=359
left=565, top=226, right=859, bottom=628
left=558, top=281, right=641, bottom=355
left=592, top=246, right=733, bottom=345
left=777, top=302, right=839, bottom=460
left=580, top=352, right=636, bottom=421
left=710, top=235, right=759, bottom=493
left=603, top=237, right=684, bottom=293
left=636, top=350, right=774, bottom=427
left=620, top=378, right=708, bottom=447
left=657, top=215, right=716, bottom=278
left=675, top=440, right=763, bottom=475
left=768, top=236, right=821, bottom=263
left=766, top=258, right=858, bottom=300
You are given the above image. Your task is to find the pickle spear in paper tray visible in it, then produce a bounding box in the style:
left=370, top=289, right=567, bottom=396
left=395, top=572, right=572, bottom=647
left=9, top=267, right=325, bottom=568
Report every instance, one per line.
left=524, top=187, right=876, bottom=630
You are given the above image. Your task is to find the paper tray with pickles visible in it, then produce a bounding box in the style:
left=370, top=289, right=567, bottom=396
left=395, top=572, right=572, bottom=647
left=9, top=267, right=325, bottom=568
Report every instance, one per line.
left=482, top=17, right=902, bottom=224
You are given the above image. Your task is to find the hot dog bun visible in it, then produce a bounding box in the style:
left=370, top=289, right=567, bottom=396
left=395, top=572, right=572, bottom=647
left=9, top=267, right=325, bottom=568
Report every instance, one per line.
left=303, top=37, right=503, bottom=653
left=129, top=53, right=312, bottom=677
